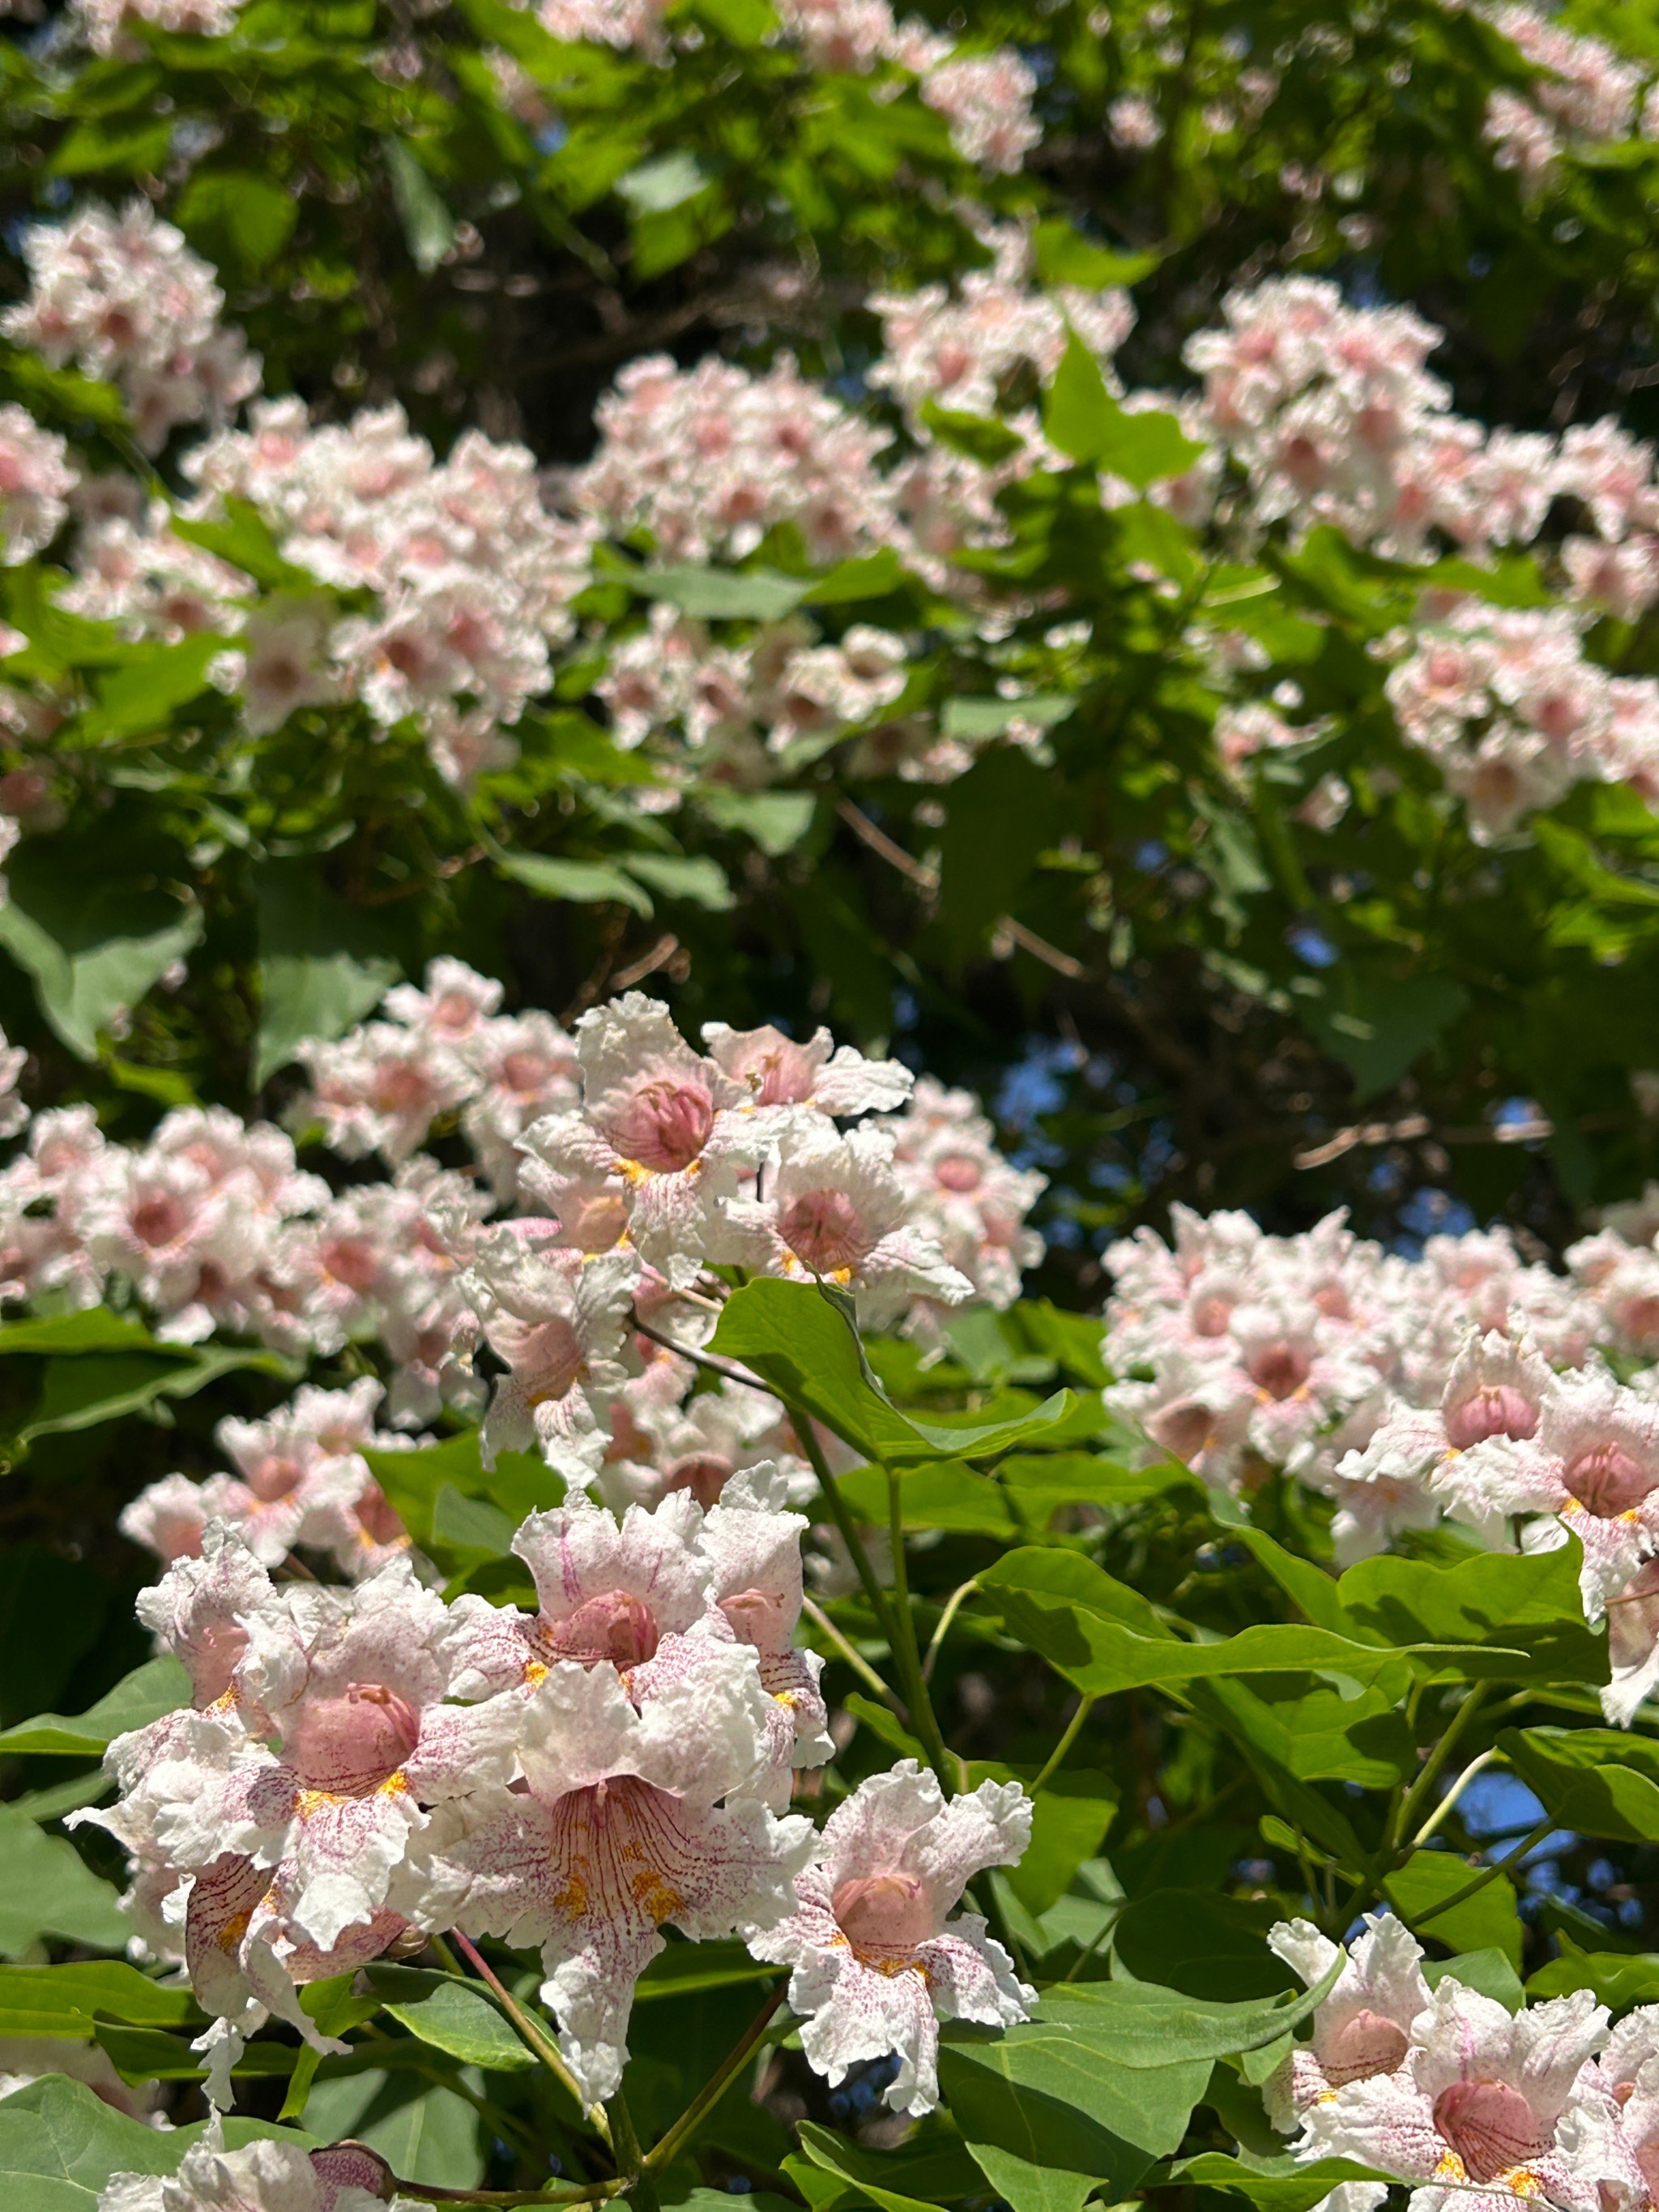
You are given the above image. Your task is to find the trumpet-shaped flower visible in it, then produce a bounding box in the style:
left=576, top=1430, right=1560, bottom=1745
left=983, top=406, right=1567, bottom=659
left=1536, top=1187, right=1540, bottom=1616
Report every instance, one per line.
left=446, top=1488, right=710, bottom=1697
left=1264, top=1915, right=1431, bottom=2131
left=416, top=1642, right=811, bottom=2103
left=747, top=1759, right=1034, bottom=2116
left=1298, top=1979, right=1609, bottom=2212
left=519, top=993, right=770, bottom=1290
left=698, top=1463, right=833, bottom=1803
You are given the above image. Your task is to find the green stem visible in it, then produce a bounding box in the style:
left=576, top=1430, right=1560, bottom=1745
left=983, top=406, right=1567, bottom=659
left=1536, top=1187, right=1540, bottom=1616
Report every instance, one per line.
left=792, top=1406, right=902, bottom=1650
left=1030, top=1694, right=1097, bottom=1796
left=922, top=1577, right=980, bottom=1684
left=607, top=2090, right=660, bottom=2212
left=885, top=1462, right=957, bottom=1794
left=645, top=1984, right=786, bottom=2175
left=388, top=2186, right=616, bottom=2208
left=447, top=1933, right=602, bottom=2136
left=1410, top=1818, right=1555, bottom=1928
left=801, top=1592, right=906, bottom=1712
left=1392, top=1682, right=1495, bottom=1859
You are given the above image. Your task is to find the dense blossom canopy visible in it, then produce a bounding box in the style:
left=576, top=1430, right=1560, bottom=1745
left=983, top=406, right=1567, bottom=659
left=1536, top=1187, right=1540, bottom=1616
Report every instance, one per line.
left=6, top=6, right=1659, bottom=2212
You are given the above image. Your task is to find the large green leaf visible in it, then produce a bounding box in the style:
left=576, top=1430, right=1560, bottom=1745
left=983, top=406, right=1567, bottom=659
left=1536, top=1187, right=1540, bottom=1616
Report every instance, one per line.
left=1498, top=1727, right=1659, bottom=1842
left=936, top=1971, right=1332, bottom=2212
left=979, top=1549, right=1411, bottom=1695
left=0, top=1963, right=198, bottom=2038
left=0, top=1657, right=189, bottom=1757
left=789, top=2123, right=983, bottom=2212
left=254, top=860, right=401, bottom=1087
left=1337, top=1544, right=1606, bottom=1683
left=365, top=1965, right=537, bottom=2070
left=1385, top=1851, right=1523, bottom=1969
left=0, top=840, right=202, bottom=1061
left=1174, top=2154, right=1392, bottom=2212
left=707, top=1279, right=1075, bottom=1463
left=1043, top=333, right=1205, bottom=485
left=1529, top=1944, right=1659, bottom=2008
left=0, top=1811, right=130, bottom=1958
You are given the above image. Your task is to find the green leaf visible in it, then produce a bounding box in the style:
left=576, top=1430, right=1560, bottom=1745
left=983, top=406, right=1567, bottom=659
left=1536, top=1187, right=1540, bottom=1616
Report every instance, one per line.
left=78, top=633, right=228, bottom=744
left=694, top=786, right=815, bottom=856
left=783, top=2133, right=979, bottom=2212
left=302, top=2073, right=481, bottom=2189
left=979, top=1549, right=1410, bottom=1696
left=1426, top=1949, right=1525, bottom=2011
left=383, top=138, right=456, bottom=272
left=0, top=1809, right=130, bottom=1958
left=940, top=2026, right=1209, bottom=2212
left=1529, top=1946, right=1659, bottom=2008
left=1337, top=1543, right=1606, bottom=1684
left=708, top=1279, right=1076, bottom=1463
left=1032, top=220, right=1159, bottom=288
left=493, top=849, right=655, bottom=916
left=175, top=169, right=299, bottom=270
left=919, top=403, right=1027, bottom=465
left=635, top=566, right=812, bottom=621
left=616, top=149, right=712, bottom=213
left=365, top=1965, right=536, bottom=2069
left=254, top=859, right=401, bottom=1086
left=0, top=1311, right=178, bottom=1357
left=1497, top=1727, right=1659, bottom=1842
left=0, top=2077, right=309, bottom=2212
left=938, top=1972, right=1333, bottom=2212
left=173, top=500, right=318, bottom=591
left=622, top=852, right=735, bottom=911
left=801, top=550, right=908, bottom=604
left=0, top=1656, right=189, bottom=1757
left=1112, top=1891, right=1294, bottom=2001
left=1172, top=2154, right=1391, bottom=2212
left=1305, top=971, right=1470, bottom=1102
left=1043, top=334, right=1205, bottom=485
left=360, top=1433, right=561, bottom=1569
left=1386, top=1851, right=1522, bottom=1968
left=0, top=1963, right=198, bottom=2039
left=0, top=841, right=202, bottom=1061
left=8, top=1343, right=279, bottom=1452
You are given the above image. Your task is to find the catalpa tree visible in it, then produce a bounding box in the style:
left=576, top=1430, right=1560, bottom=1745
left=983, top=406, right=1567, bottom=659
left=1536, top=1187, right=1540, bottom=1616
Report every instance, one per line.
left=2, top=6, right=1659, bottom=2212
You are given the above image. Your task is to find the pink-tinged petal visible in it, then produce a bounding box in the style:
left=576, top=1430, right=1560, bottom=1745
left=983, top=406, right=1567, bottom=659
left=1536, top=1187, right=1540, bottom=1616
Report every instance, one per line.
left=1297, top=2069, right=1444, bottom=2184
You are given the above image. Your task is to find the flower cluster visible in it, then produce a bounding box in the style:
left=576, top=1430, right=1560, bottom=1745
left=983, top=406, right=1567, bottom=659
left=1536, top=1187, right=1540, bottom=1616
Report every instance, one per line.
left=569, top=352, right=900, bottom=569
left=1185, top=276, right=1555, bottom=562
left=597, top=604, right=911, bottom=779
left=83, top=1488, right=1031, bottom=2113
left=3, top=202, right=258, bottom=454
left=1480, top=1, right=1648, bottom=188
left=0, top=405, right=77, bottom=565
left=120, top=1377, right=416, bottom=1582
left=1385, top=602, right=1659, bottom=841
left=1265, top=1912, right=1640, bottom=2212
left=1102, top=1202, right=1659, bottom=1720
left=532, top=0, right=1038, bottom=172
left=181, top=400, right=595, bottom=784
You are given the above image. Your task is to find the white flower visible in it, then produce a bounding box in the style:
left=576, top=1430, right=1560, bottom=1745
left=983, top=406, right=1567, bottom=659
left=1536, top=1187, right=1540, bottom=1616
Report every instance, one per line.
left=748, top=1759, right=1033, bottom=2116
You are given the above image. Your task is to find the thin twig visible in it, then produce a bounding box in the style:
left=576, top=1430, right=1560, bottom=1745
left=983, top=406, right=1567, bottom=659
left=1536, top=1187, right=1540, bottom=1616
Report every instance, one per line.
left=1410, top=1817, right=1555, bottom=1926
left=802, top=1592, right=905, bottom=1710
left=633, top=1316, right=769, bottom=1396
left=644, top=1984, right=786, bottom=2174
left=1411, top=1746, right=1503, bottom=1849
left=1030, top=1693, right=1098, bottom=1797
left=837, top=796, right=938, bottom=890
left=837, top=797, right=1087, bottom=976
left=921, top=1578, right=981, bottom=1683
left=449, top=1932, right=603, bottom=2135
